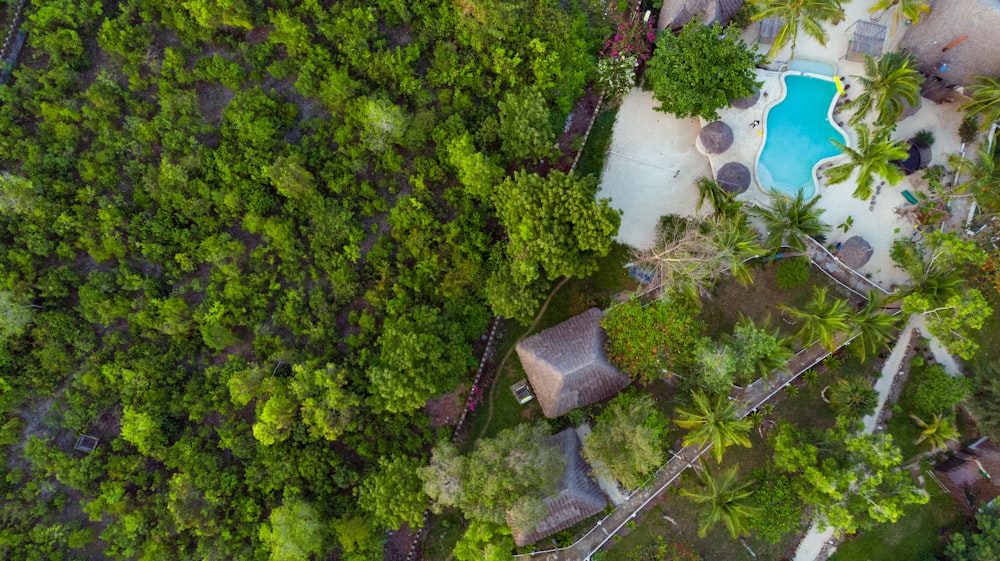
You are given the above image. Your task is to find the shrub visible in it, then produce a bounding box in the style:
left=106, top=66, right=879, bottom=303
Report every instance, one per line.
left=914, top=129, right=936, bottom=148
left=960, top=115, right=979, bottom=144
left=749, top=463, right=803, bottom=543
left=776, top=257, right=810, bottom=288
left=913, top=364, right=970, bottom=417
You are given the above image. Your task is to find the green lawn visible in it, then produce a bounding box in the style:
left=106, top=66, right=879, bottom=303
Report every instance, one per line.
left=830, top=466, right=965, bottom=561
left=575, top=104, right=620, bottom=179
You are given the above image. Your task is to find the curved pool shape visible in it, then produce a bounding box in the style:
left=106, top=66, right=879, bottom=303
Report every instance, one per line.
left=757, top=74, right=848, bottom=199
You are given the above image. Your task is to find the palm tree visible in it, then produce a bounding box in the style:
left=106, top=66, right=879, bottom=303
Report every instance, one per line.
left=711, top=215, right=766, bottom=286
left=751, top=0, right=846, bottom=60
left=779, top=286, right=851, bottom=350
left=726, top=314, right=794, bottom=380
left=869, top=0, right=930, bottom=33
left=960, top=75, right=1000, bottom=131
left=951, top=144, right=1000, bottom=217
left=675, top=390, right=753, bottom=463
left=682, top=464, right=760, bottom=538
left=846, top=52, right=923, bottom=127
left=696, top=177, right=741, bottom=221
left=826, top=124, right=909, bottom=201
left=851, top=292, right=901, bottom=362
left=911, top=413, right=960, bottom=452
left=825, top=376, right=879, bottom=420
left=752, top=189, right=829, bottom=258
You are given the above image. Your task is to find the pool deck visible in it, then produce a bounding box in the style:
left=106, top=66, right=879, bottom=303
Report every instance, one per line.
left=598, top=0, right=968, bottom=290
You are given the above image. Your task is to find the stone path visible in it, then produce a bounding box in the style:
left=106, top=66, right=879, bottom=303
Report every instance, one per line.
left=792, top=314, right=960, bottom=561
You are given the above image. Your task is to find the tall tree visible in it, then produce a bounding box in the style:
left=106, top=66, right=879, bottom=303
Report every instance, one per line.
left=725, top=314, right=794, bottom=381
left=780, top=286, right=851, bottom=350
left=961, top=75, right=1000, bottom=131
left=682, top=464, right=760, bottom=538
left=356, top=455, right=428, bottom=530
left=826, top=124, right=909, bottom=201
left=497, top=88, right=555, bottom=162
left=602, top=297, right=705, bottom=384
left=751, top=0, right=846, bottom=59
left=752, top=190, right=829, bottom=258
left=696, top=177, right=741, bottom=221
left=947, top=506, right=1000, bottom=560
left=675, top=390, right=753, bottom=463
left=846, top=52, right=923, bottom=127
left=582, top=392, right=669, bottom=490
left=772, top=420, right=929, bottom=535
left=646, top=22, right=763, bottom=121
left=258, top=498, right=324, bottom=561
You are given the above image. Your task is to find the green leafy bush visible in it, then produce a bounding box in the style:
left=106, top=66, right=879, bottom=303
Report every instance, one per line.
left=913, top=364, right=970, bottom=417
left=602, top=297, right=705, bottom=384
left=775, top=257, right=810, bottom=288
left=749, top=463, right=803, bottom=543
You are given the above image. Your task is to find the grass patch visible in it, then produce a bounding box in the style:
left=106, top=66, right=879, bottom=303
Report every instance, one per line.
left=422, top=510, right=465, bottom=561
left=829, top=466, right=965, bottom=561
left=575, top=104, right=620, bottom=179
left=699, top=262, right=850, bottom=340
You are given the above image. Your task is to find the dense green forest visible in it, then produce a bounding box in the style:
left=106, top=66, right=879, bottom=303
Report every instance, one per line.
left=0, top=0, right=622, bottom=558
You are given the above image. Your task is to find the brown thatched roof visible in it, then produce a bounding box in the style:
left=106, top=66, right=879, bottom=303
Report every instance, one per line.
left=517, top=309, right=629, bottom=418
left=838, top=236, right=874, bottom=269
left=717, top=162, right=751, bottom=194
left=698, top=121, right=734, bottom=154
left=899, top=0, right=1000, bottom=89
left=935, top=438, right=1000, bottom=515
left=657, top=0, right=745, bottom=31
left=508, top=428, right=608, bottom=547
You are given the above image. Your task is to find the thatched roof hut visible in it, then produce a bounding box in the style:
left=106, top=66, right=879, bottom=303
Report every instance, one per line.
left=935, top=437, right=1000, bottom=515
left=697, top=121, right=734, bottom=155
left=717, top=162, right=751, bottom=194
left=899, top=0, right=1000, bottom=90
left=837, top=236, right=874, bottom=269
left=657, top=0, right=745, bottom=31
left=731, top=87, right=761, bottom=109
left=508, top=428, right=608, bottom=547
left=516, top=308, right=629, bottom=418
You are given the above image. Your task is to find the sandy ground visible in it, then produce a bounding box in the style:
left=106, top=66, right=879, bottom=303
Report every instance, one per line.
left=597, top=0, right=972, bottom=288
left=597, top=89, right=712, bottom=248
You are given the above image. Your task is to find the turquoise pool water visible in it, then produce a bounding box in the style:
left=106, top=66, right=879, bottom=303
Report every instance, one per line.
left=757, top=74, right=847, bottom=198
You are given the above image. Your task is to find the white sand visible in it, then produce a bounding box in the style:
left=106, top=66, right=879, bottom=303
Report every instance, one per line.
left=597, top=89, right=712, bottom=249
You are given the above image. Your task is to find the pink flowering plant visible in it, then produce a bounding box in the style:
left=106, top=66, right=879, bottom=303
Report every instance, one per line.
left=601, top=12, right=655, bottom=63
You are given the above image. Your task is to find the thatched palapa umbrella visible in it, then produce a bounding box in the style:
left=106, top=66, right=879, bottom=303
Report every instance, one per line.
left=697, top=121, right=734, bottom=155
left=838, top=235, right=874, bottom=269
left=716, top=162, right=751, bottom=194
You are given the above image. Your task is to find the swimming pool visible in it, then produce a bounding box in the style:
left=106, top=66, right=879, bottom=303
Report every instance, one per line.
left=756, top=73, right=847, bottom=199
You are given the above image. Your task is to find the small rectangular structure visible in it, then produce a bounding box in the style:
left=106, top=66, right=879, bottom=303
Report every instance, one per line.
left=510, top=380, right=534, bottom=405
left=845, top=20, right=887, bottom=62
left=74, top=435, right=99, bottom=452
left=757, top=17, right=783, bottom=45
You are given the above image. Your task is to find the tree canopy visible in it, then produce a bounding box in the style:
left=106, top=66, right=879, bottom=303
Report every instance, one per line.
left=646, top=22, right=764, bottom=121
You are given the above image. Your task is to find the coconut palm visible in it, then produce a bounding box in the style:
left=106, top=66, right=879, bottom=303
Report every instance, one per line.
left=711, top=214, right=766, bottom=286
left=826, top=376, right=879, bottom=420
left=751, top=189, right=830, bottom=258
left=951, top=144, right=1000, bottom=216
left=725, top=314, right=794, bottom=380
left=850, top=292, right=901, bottom=362
left=960, top=75, right=1000, bottom=131
left=697, top=177, right=742, bottom=221
left=675, top=390, right=753, bottom=463
left=780, top=286, right=851, bottom=350
left=751, top=0, right=847, bottom=60
left=846, top=52, right=923, bottom=127
left=869, top=0, right=930, bottom=33
left=911, top=413, right=960, bottom=453
left=682, top=464, right=760, bottom=538
left=827, top=124, right=909, bottom=201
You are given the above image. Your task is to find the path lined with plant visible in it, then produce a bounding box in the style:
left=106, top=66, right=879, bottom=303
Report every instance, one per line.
left=517, top=333, right=852, bottom=561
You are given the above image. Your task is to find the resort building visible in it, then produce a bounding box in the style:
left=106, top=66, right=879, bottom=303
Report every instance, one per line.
left=898, top=0, right=1000, bottom=101
left=507, top=428, right=608, bottom=547
left=656, top=0, right=744, bottom=31
left=516, top=308, right=629, bottom=418
left=934, top=437, right=1000, bottom=515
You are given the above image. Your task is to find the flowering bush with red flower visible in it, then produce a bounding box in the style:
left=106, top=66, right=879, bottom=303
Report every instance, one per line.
left=601, top=297, right=704, bottom=385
